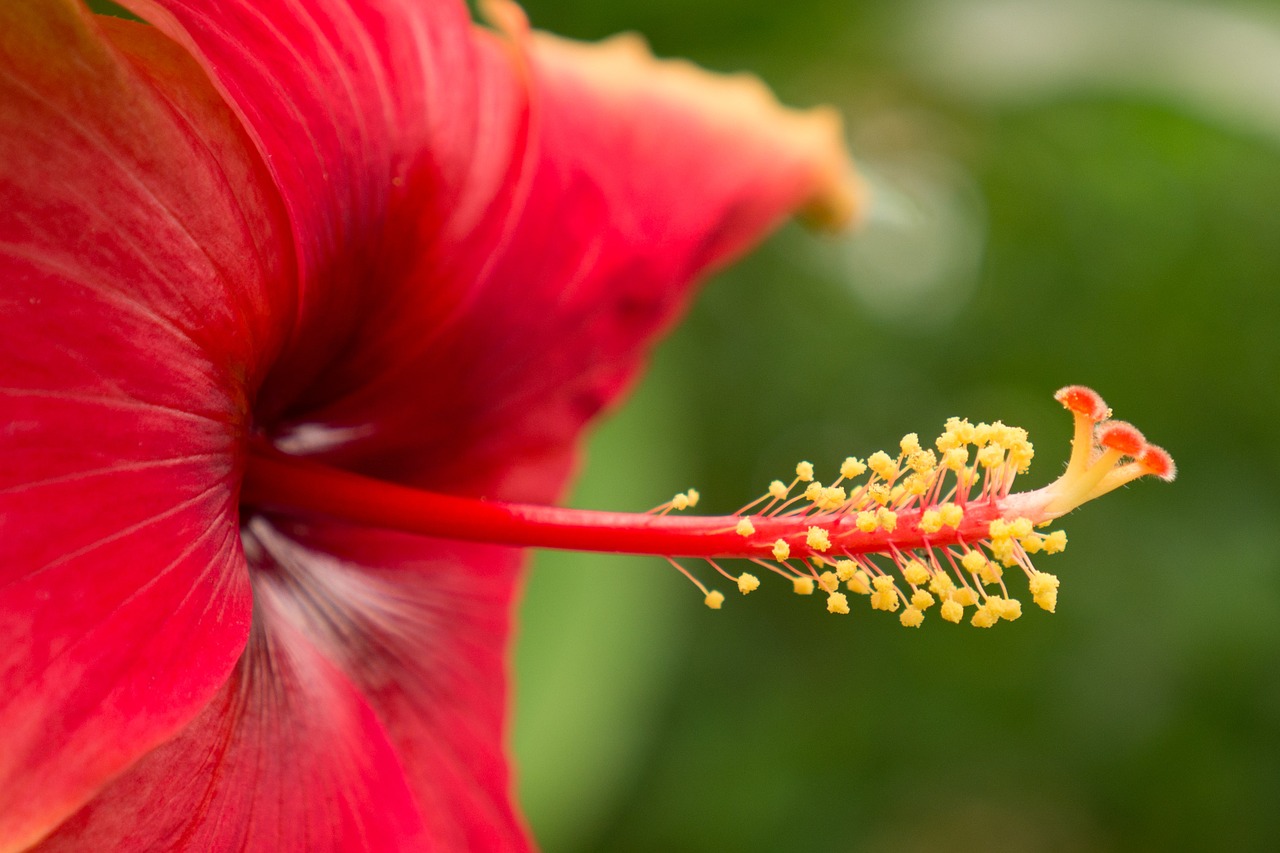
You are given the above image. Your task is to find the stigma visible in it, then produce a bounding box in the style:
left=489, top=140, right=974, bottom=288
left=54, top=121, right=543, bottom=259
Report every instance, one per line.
left=242, top=386, right=1173, bottom=629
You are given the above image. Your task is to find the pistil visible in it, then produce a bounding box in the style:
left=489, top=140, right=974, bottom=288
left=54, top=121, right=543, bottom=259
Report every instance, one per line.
left=242, top=386, right=1173, bottom=627
left=241, top=448, right=1006, bottom=559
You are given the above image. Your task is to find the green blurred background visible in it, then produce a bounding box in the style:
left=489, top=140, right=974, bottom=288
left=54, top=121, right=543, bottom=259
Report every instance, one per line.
left=511, top=1, right=1280, bottom=851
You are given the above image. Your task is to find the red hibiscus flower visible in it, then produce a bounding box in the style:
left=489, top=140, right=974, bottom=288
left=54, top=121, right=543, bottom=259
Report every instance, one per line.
left=0, top=0, right=858, bottom=849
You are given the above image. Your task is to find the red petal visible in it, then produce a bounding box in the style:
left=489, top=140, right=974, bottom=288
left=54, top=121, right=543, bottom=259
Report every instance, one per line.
left=0, top=3, right=292, bottom=845
left=41, top=519, right=528, bottom=853
left=110, top=1, right=858, bottom=500
left=20, top=3, right=858, bottom=847
left=118, top=0, right=531, bottom=414
left=36, top=576, right=430, bottom=852
left=268, top=12, right=861, bottom=502
left=247, top=521, right=533, bottom=852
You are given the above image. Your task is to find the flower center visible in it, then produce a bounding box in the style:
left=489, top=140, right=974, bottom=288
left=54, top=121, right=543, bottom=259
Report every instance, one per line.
left=240, top=385, right=1173, bottom=627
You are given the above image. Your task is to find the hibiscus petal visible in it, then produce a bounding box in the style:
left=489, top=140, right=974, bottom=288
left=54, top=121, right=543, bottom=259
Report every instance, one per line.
left=277, top=8, right=862, bottom=502
left=118, top=0, right=531, bottom=413
left=45, top=5, right=859, bottom=850
left=36, top=568, right=430, bottom=852
left=43, top=517, right=531, bottom=852
left=236, top=519, right=532, bottom=852
left=111, top=1, right=859, bottom=501
left=442, top=16, right=860, bottom=497
left=41, top=515, right=528, bottom=852
left=0, top=2, right=291, bottom=845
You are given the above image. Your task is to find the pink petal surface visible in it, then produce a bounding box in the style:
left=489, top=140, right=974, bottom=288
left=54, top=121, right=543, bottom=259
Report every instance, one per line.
left=0, top=3, right=292, bottom=846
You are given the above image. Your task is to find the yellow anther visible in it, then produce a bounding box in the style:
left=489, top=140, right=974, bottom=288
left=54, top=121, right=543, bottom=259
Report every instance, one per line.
left=846, top=570, right=871, bottom=595
left=840, top=457, right=867, bottom=479
left=972, top=423, right=995, bottom=447
left=868, top=450, right=897, bottom=479
left=889, top=484, right=906, bottom=503
left=1029, top=571, right=1060, bottom=612
left=1003, top=427, right=1028, bottom=447
left=804, top=481, right=823, bottom=502
left=1009, top=517, right=1034, bottom=538
left=876, top=507, right=898, bottom=532
left=961, top=550, right=988, bottom=574
left=806, top=526, right=831, bottom=552
left=1004, top=420, right=1035, bottom=446
left=940, top=599, right=964, bottom=623
left=868, top=483, right=891, bottom=505
left=671, top=493, right=690, bottom=511
left=900, top=606, right=925, bottom=627
left=902, top=559, right=930, bottom=586
left=949, top=417, right=976, bottom=445
left=989, top=519, right=1010, bottom=538
left=929, top=572, right=956, bottom=596
left=812, top=555, right=827, bottom=567
left=989, top=422, right=1015, bottom=448
left=827, top=592, right=850, bottom=614
left=1021, top=535, right=1044, bottom=554
left=772, top=539, right=791, bottom=561
left=993, top=597, right=1022, bottom=621
left=901, top=473, right=930, bottom=497
left=870, top=590, right=900, bottom=612
left=818, top=571, right=839, bottom=593
left=952, top=586, right=979, bottom=607
left=870, top=575, right=901, bottom=612
left=737, top=573, right=760, bottom=595
left=971, top=604, right=998, bottom=628
left=793, top=576, right=815, bottom=595
left=938, top=503, right=964, bottom=528
left=942, top=447, right=969, bottom=471
left=685, top=489, right=700, bottom=508
left=817, top=486, right=847, bottom=511
left=704, top=590, right=725, bottom=610
left=979, top=560, right=1003, bottom=586
left=900, top=433, right=922, bottom=455
left=768, top=479, right=789, bottom=500
left=1009, top=442, right=1034, bottom=472
left=919, top=509, right=943, bottom=534
left=796, top=461, right=815, bottom=482
left=977, top=444, right=1005, bottom=469
left=736, top=517, right=756, bottom=537
left=834, top=559, right=857, bottom=582
left=1043, top=530, right=1067, bottom=554
left=937, top=418, right=972, bottom=452
left=855, top=511, right=878, bottom=533
left=912, top=589, right=935, bottom=610
left=990, top=537, right=1017, bottom=566
left=907, top=449, right=936, bottom=473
